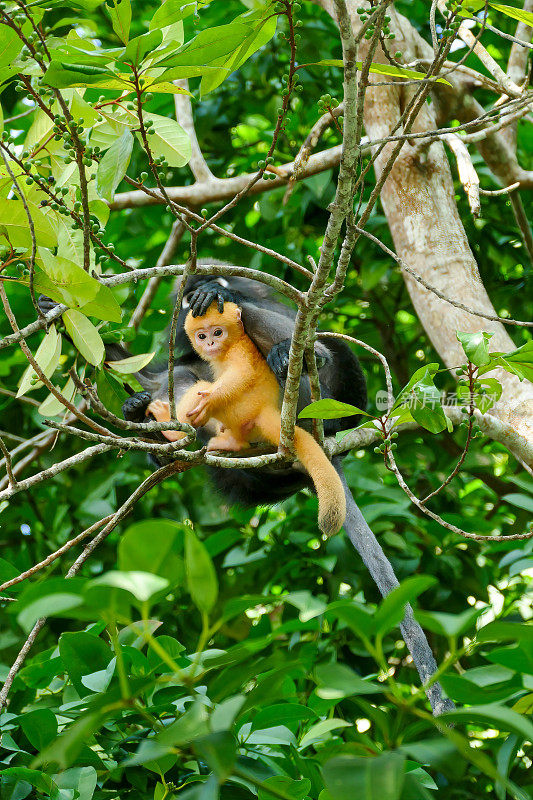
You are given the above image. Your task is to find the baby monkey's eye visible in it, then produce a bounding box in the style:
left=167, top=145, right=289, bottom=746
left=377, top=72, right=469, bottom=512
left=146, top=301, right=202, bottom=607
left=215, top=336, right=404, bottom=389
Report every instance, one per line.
left=214, top=328, right=223, bottom=336
left=198, top=333, right=206, bottom=340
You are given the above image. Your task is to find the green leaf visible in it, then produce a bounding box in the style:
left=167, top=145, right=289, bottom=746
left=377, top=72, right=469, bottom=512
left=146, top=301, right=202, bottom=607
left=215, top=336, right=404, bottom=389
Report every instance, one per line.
left=299, top=718, right=352, bottom=749
left=326, top=600, right=376, bottom=640
left=374, top=576, right=437, bottom=636
left=298, top=398, right=369, bottom=419
left=63, top=309, right=105, bottom=366
left=150, top=0, right=213, bottom=30
left=456, top=330, right=493, bottom=367
left=20, top=709, right=58, bottom=751
left=96, top=367, right=128, bottom=415
left=397, top=366, right=447, bottom=433
left=107, top=0, right=132, bottom=43
left=193, top=732, right=236, bottom=782
left=285, top=590, right=327, bottom=621
left=155, top=21, right=256, bottom=70
left=34, top=255, right=122, bottom=322
left=323, top=752, right=406, bottom=800
left=87, top=570, right=169, bottom=603
left=82, top=284, right=123, bottom=323
left=185, top=527, right=218, bottom=614
left=308, top=59, right=451, bottom=85
left=106, top=351, right=155, bottom=373
left=475, top=377, right=502, bottom=413
left=123, top=29, right=163, bottom=65
left=251, top=704, right=316, bottom=732
left=54, top=767, right=97, bottom=800
left=140, top=113, right=191, bottom=167
left=442, top=704, right=533, bottom=743
left=43, top=61, right=127, bottom=90
left=59, top=631, right=113, bottom=695
left=414, top=607, right=483, bottom=638
left=0, top=25, right=22, bottom=68
left=96, top=129, right=134, bottom=202
left=17, top=324, right=62, bottom=398
left=513, top=694, right=533, bottom=714
left=502, top=493, right=533, bottom=513
left=258, top=777, right=311, bottom=800
left=0, top=769, right=57, bottom=797
left=200, top=13, right=277, bottom=96
left=118, top=519, right=185, bottom=586
left=0, top=199, right=57, bottom=249
left=489, top=3, right=533, bottom=27
left=32, top=711, right=105, bottom=770
left=37, top=252, right=99, bottom=307
left=17, top=587, right=85, bottom=633
left=156, top=701, right=209, bottom=747
left=440, top=672, right=521, bottom=704
left=476, top=621, right=533, bottom=644
left=315, top=662, right=381, bottom=699
left=38, top=375, right=77, bottom=417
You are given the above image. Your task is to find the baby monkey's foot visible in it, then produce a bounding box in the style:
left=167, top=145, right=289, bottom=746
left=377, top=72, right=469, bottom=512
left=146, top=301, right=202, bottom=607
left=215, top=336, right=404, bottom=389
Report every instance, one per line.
left=207, top=431, right=247, bottom=452
left=147, top=399, right=185, bottom=443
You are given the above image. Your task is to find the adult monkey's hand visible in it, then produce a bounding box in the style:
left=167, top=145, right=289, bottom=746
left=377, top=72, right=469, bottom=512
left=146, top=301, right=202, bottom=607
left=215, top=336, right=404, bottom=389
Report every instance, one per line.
left=187, top=280, right=241, bottom=317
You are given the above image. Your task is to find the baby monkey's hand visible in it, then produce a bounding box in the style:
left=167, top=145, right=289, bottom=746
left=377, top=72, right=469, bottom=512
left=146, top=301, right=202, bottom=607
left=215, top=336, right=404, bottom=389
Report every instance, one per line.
left=187, top=390, right=212, bottom=427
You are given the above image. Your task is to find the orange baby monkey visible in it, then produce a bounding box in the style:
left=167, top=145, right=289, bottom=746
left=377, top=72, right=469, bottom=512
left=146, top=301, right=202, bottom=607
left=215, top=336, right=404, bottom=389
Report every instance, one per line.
left=147, top=302, right=346, bottom=536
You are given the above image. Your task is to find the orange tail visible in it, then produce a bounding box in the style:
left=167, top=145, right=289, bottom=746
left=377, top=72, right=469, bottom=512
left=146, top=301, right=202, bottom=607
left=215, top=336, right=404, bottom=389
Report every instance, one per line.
left=256, top=410, right=346, bottom=536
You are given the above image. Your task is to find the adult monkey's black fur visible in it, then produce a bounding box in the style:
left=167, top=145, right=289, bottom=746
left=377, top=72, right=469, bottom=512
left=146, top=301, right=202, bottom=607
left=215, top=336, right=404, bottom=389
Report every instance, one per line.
left=41, top=266, right=367, bottom=505
left=116, top=268, right=367, bottom=506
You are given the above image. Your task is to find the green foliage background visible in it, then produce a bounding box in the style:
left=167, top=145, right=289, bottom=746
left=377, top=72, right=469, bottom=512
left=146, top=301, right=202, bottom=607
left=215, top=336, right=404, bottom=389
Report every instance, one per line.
left=0, top=1, right=532, bottom=799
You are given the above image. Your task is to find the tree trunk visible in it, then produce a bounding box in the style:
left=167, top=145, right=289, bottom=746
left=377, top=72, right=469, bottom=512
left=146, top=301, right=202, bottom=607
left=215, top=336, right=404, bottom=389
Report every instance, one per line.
left=318, top=0, right=533, bottom=456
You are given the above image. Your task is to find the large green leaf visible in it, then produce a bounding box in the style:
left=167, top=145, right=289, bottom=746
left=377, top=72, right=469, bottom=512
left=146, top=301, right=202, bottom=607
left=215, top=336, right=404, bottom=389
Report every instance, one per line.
left=442, top=704, right=533, bottom=743
left=489, top=3, right=533, bottom=27
left=314, top=662, right=381, bottom=699
left=59, top=631, right=113, bottom=696
left=20, top=709, right=58, bottom=751
left=201, top=13, right=277, bottom=95
left=34, top=261, right=122, bottom=322
left=106, top=351, right=155, bottom=373
left=298, top=398, right=369, bottom=419
left=374, top=576, right=437, bottom=635
left=0, top=199, right=57, bottom=249
left=63, top=309, right=105, bottom=366
left=185, top=528, right=218, bottom=614
left=140, top=113, right=191, bottom=167
left=118, top=519, right=185, bottom=585
left=149, top=0, right=214, bottom=30
left=155, top=21, right=256, bottom=70
left=96, top=367, right=128, bottom=415
left=0, top=25, right=22, bottom=68
left=86, top=570, right=169, bottom=604
left=456, top=330, right=493, bottom=367
left=322, top=752, right=406, bottom=800
left=17, top=324, right=62, bottom=398
left=107, top=0, right=132, bottom=43
left=38, top=375, right=77, bottom=417
left=43, top=61, right=128, bottom=90
left=123, top=29, right=162, bottom=65
left=96, top=129, right=134, bottom=201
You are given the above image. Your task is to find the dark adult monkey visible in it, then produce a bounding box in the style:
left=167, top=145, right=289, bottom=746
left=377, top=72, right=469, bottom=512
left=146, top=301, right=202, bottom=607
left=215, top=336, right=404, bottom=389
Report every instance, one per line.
left=40, top=263, right=367, bottom=505
left=115, top=264, right=367, bottom=505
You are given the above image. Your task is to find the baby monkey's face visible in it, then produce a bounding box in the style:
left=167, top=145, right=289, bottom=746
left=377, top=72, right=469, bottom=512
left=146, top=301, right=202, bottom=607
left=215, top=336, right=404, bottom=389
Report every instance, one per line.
left=185, top=301, right=243, bottom=360
left=191, top=323, right=229, bottom=358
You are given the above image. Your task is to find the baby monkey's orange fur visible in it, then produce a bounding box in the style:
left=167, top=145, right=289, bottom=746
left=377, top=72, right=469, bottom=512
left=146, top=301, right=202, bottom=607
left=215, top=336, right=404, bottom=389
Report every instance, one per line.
left=147, top=302, right=346, bottom=536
